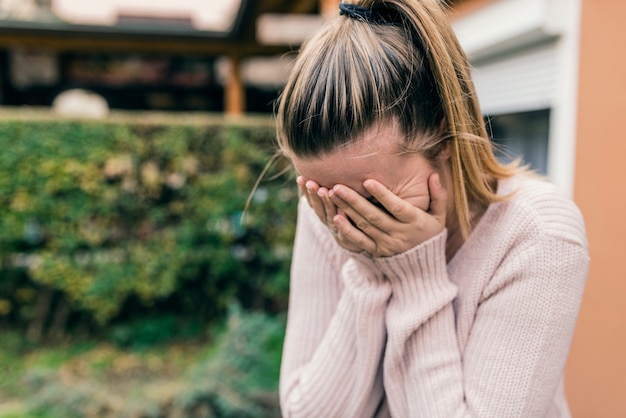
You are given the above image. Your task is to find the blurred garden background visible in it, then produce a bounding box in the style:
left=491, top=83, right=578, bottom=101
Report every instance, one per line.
left=0, top=109, right=295, bottom=417
left=0, top=0, right=309, bottom=416
left=1, top=0, right=625, bottom=417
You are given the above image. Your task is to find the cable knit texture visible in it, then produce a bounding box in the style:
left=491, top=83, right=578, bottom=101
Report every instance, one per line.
left=279, top=174, right=589, bottom=418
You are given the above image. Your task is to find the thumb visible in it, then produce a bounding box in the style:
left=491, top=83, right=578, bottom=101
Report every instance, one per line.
left=428, top=172, right=447, bottom=223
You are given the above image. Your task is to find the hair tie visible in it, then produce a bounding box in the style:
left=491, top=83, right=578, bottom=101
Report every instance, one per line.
left=339, top=3, right=375, bottom=22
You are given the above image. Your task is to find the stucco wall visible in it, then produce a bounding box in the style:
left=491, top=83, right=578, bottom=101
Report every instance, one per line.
left=567, top=0, right=626, bottom=416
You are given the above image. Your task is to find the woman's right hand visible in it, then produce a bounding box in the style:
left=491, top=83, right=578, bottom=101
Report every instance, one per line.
left=297, top=176, right=362, bottom=252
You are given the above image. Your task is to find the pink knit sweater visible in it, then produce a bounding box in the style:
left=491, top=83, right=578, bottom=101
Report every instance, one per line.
left=279, top=174, right=589, bottom=418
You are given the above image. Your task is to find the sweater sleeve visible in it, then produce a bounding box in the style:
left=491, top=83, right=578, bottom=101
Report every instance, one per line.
left=373, top=228, right=589, bottom=417
left=279, top=197, right=393, bottom=418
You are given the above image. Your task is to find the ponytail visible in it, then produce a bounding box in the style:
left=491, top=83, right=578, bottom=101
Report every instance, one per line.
left=277, top=0, right=524, bottom=238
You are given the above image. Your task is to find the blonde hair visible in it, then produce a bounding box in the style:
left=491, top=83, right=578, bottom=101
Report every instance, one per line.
left=276, top=0, right=524, bottom=238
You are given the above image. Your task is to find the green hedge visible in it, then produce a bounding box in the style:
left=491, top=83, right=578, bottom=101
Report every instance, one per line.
left=0, top=112, right=297, bottom=341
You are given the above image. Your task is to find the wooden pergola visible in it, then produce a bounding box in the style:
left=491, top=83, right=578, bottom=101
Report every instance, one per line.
left=0, top=0, right=329, bottom=115
left=0, top=0, right=463, bottom=114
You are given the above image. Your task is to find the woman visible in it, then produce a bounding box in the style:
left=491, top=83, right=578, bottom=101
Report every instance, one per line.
left=276, top=1, right=589, bottom=417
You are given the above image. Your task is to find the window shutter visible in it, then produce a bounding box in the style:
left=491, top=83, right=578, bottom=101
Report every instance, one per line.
left=471, top=42, right=557, bottom=116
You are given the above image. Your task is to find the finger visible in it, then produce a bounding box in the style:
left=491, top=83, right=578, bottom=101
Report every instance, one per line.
left=333, top=212, right=376, bottom=253
left=297, top=176, right=316, bottom=213
left=296, top=176, right=308, bottom=200
left=362, top=179, right=415, bottom=224
left=332, top=209, right=364, bottom=252
left=329, top=185, right=387, bottom=232
left=427, top=173, right=447, bottom=223
left=317, top=186, right=338, bottom=230
left=304, top=180, right=327, bottom=221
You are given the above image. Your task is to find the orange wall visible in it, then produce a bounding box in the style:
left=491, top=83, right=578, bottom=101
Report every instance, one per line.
left=567, top=0, right=626, bottom=416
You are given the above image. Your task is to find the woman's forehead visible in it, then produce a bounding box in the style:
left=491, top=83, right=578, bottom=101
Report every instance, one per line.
left=292, top=151, right=375, bottom=195
left=292, top=132, right=411, bottom=195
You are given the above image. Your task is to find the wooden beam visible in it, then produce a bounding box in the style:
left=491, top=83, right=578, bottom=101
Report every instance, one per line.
left=0, top=33, right=292, bottom=56
left=319, top=0, right=340, bottom=17
left=225, top=55, right=245, bottom=115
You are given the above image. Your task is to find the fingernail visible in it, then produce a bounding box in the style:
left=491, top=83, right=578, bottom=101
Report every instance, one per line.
left=333, top=186, right=345, bottom=197
left=363, top=180, right=373, bottom=190
left=306, top=181, right=315, bottom=189
left=296, top=176, right=305, bottom=185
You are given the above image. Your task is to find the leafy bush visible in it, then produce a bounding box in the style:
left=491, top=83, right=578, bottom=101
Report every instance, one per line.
left=20, top=306, right=285, bottom=418
left=175, top=305, right=285, bottom=417
left=0, top=112, right=297, bottom=341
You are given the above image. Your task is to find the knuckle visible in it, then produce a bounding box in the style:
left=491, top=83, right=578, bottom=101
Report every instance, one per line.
left=368, top=211, right=381, bottom=222
left=356, top=237, right=370, bottom=249
left=391, top=203, right=404, bottom=215
left=356, top=219, right=371, bottom=230
left=416, top=213, right=430, bottom=228
left=358, top=212, right=380, bottom=229
left=373, top=244, right=387, bottom=257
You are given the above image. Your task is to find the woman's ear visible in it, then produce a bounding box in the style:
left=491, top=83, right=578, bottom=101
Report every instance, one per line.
left=437, top=119, right=451, bottom=160
left=439, top=142, right=451, bottom=161
left=439, top=118, right=447, bottom=132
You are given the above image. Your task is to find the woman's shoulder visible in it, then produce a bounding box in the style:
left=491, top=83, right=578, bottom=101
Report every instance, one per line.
left=491, top=173, right=588, bottom=248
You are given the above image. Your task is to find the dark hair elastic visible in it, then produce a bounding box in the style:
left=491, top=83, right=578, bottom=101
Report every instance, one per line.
left=339, top=3, right=375, bottom=22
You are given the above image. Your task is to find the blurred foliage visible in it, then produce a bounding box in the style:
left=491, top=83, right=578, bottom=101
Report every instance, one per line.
left=0, top=114, right=297, bottom=341
left=0, top=307, right=284, bottom=418
left=175, top=305, right=285, bottom=417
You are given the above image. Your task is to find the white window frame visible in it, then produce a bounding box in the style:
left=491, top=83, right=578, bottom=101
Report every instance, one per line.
left=452, top=0, right=582, bottom=195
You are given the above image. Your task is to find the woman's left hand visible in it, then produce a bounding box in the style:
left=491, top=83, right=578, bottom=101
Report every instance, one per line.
left=328, top=173, right=447, bottom=257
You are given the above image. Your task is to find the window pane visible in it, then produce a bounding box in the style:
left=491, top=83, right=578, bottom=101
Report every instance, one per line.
left=487, top=109, right=550, bottom=174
